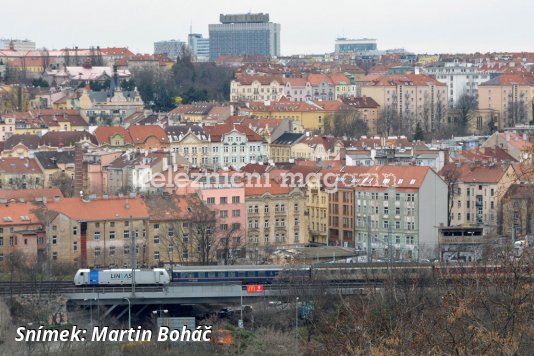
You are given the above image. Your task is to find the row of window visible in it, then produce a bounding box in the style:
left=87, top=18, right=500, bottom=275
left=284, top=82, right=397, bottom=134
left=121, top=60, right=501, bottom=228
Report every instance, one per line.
left=248, top=203, right=299, bottom=214
left=207, top=196, right=241, bottom=205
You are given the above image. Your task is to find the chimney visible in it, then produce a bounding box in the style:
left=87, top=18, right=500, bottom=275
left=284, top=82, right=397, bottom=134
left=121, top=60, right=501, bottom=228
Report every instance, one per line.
left=125, top=199, right=129, bottom=210
left=505, top=131, right=510, bottom=143
left=74, top=143, right=84, bottom=194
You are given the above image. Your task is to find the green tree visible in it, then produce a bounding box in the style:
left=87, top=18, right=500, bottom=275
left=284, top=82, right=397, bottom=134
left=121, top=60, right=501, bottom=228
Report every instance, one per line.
left=413, top=121, right=425, bottom=141
left=455, top=93, right=478, bottom=135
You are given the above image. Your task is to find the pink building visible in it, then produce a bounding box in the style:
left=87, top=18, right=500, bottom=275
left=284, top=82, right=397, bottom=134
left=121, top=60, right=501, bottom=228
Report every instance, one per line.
left=85, top=151, right=122, bottom=196
left=150, top=168, right=247, bottom=257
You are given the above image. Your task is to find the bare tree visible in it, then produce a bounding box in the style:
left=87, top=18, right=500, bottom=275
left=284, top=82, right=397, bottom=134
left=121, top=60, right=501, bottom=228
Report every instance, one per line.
left=440, top=163, right=461, bottom=226
left=49, top=171, right=75, bottom=197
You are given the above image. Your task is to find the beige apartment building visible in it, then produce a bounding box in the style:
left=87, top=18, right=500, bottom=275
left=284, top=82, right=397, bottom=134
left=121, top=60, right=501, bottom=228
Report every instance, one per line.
left=245, top=178, right=307, bottom=257
left=360, top=74, right=448, bottom=133
left=441, top=162, right=516, bottom=235
left=477, top=73, right=534, bottom=128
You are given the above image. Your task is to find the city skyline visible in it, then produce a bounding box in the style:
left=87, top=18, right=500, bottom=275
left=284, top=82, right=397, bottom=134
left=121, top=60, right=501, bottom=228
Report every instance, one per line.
left=2, top=0, right=534, bottom=55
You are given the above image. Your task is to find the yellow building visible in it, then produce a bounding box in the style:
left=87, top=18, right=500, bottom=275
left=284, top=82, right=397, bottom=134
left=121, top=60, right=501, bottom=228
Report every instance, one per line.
left=306, top=174, right=329, bottom=244
left=245, top=178, right=308, bottom=259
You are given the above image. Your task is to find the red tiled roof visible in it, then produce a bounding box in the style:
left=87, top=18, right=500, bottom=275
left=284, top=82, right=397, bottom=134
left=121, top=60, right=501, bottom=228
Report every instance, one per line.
left=439, top=162, right=510, bottom=184
left=0, top=202, right=42, bottom=226
left=245, top=178, right=292, bottom=196
left=46, top=196, right=149, bottom=221
left=328, top=73, right=351, bottom=85
left=95, top=126, right=133, bottom=144
left=0, top=158, right=42, bottom=174
left=127, top=125, right=169, bottom=144
left=307, top=73, right=333, bottom=85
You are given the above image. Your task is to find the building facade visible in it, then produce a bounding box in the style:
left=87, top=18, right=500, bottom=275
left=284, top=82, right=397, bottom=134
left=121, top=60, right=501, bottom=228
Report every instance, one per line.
left=154, top=40, right=186, bottom=60
left=209, top=13, right=280, bottom=61
left=188, top=34, right=210, bottom=62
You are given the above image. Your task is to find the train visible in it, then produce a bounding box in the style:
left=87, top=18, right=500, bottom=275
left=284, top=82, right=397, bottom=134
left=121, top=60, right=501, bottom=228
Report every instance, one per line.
left=74, top=268, right=170, bottom=286
left=74, top=262, right=525, bottom=286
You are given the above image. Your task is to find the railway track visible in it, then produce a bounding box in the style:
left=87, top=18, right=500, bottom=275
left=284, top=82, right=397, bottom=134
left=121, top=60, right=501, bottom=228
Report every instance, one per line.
left=0, top=281, right=164, bottom=295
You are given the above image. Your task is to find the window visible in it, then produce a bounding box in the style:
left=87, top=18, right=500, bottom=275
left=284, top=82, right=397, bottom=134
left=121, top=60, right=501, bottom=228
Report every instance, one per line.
left=52, top=252, right=58, bottom=260
left=383, top=220, right=389, bottom=229
left=384, top=207, right=389, bottom=215
left=395, top=221, right=400, bottom=229
left=109, top=231, right=116, bottom=239
left=220, top=197, right=227, bottom=204
left=110, top=222, right=115, bottom=228
left=396, top=236, right=401, bottom=244
left=72, top=226, right=78, bottom=235
left=73, top=242, right=78, bottom=251
left=406, top=236, right=414, bottom=245
left=94, top=247, right=101, bottom=256
left=264, top=220, right=270, bottom=228
left=220, top=210, right=228, bottom=218
left=232, top=196, right=240, bottom=204
left=94, top=232, right=100, bottom=240
left=109, top=247, right=116, bottom=256
left=221, top=224, right=228, bottom=231
left=123, top=230, right=130, bottom=239
left=232, top=210, right=240, bottom=217
left=153, top=223, right=160, bottom=229
left=264, top=205, right=269, bottom=213
left=154, top=251, right=160, bottom=260
left=384, top=193, right=388, bottom=200
left=207, top=197, right=215, bottom=205
left=154, top=236, right=160, bottom=244
left=395, top=207, right=400, bottom=215
left=232, top=223, right=240, bottom=231
left=124, top=246, right=130, bottom=255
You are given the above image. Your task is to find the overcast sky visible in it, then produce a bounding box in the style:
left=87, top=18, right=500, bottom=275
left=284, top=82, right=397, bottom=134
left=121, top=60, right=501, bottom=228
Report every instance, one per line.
left=3, top=0, right=533, bottom=55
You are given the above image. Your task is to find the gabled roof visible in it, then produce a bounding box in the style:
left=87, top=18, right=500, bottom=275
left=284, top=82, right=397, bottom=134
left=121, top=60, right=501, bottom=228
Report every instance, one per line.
left=3, top=134, right=40, bottom=150
left=94, top=126, right=133, bottom=145
left=439, top=162, right=510, bottom=184
left=127, top=125, right=169, bottom=144
left=203, top=124, right=263, bottom=142
left=307, top=73, right=334, bottom=86
left=166, top=125, right=209, bottom=141
left=39, top=131, right=98, bottom=148
left=0, top=202, right=42, bottom=226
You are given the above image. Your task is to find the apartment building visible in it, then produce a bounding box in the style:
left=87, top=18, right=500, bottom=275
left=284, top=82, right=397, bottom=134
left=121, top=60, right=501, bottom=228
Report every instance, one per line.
left=478, top=73, right=534, bottom=128
left=230, top=75, right=286, bottom=102
left=204, top=124, right=269, bottom=169
left=330, top=165, right=447, bottom=259
left=245, top=178, right=307, bottom=256
left=360, top=74, right=448, bottom=132
left=167, top=125, right=211, bottom=167
left=440, top=161, right=516, bottom=235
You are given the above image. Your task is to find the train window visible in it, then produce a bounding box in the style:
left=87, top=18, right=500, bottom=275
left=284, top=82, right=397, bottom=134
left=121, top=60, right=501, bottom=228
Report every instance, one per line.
left=258, top=271, right=265, bottom=276
left=208, top=272, right=216, bottom=278
left=238, top=271, right=245, bottom=277
left=228, top=272, right=236, bottom=277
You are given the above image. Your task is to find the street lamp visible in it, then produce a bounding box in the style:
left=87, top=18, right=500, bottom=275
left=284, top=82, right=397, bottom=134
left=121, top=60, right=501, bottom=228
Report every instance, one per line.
left=123, top=298, right=131, bottom=329
left=295, top=297, right=299, bottom=342
left=152, top=309, right=168, bottom=318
